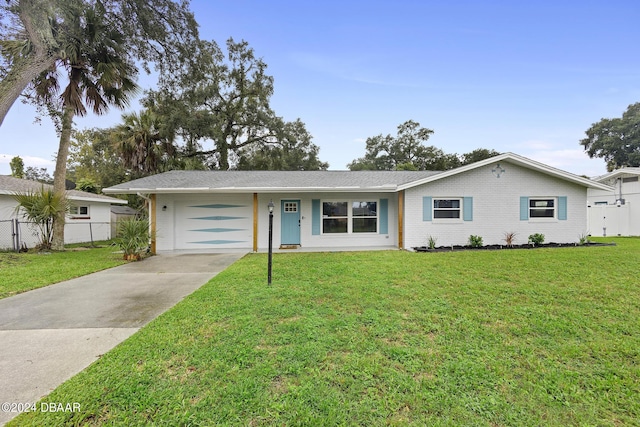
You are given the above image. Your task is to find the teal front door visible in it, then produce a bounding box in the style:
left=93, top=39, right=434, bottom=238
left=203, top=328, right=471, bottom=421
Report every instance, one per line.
left=281, top=200, right=301, bottom=245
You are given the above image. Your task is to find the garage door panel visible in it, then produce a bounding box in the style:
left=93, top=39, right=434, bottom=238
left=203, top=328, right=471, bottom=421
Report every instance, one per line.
left=175, top=197, right=252, bottom=249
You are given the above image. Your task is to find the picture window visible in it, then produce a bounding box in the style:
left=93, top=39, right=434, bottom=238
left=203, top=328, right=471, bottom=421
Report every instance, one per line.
left=322, top=200, right=377, bottom=234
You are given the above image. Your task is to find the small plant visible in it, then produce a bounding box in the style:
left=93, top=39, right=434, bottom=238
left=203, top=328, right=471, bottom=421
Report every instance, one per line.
left=427, top=235, right=437, bottom=249
left=468, top=235, right=483, bottom=248
left=12, top=187, right=68, bottom=251
left=578, top=233, right=591, bottom=246
left=503, top=231, right=517, bottom=247
left=528, top=233, right=545, bottom=246
left=114, top=218, right=151, bottom=260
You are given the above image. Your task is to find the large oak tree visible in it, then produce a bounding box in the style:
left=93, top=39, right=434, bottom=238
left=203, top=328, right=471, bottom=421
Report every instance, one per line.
left=581, top=103, right=640, bottom=171
left=348, top=120, right=499, bottom=171
left=146, top=38, right=326, bottom=170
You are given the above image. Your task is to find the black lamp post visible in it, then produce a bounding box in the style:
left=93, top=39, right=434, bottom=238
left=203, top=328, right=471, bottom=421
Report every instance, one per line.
left=267, top=199, right=274, bottom=285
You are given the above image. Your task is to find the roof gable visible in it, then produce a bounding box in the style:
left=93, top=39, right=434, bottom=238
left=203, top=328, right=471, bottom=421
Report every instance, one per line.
left=397, top=152, right=613, bottom=191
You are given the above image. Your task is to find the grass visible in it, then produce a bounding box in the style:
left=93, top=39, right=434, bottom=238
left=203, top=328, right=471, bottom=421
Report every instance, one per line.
left=9, top=238, right=640, bottom=426
left=0, top=242, right=127, bottom=299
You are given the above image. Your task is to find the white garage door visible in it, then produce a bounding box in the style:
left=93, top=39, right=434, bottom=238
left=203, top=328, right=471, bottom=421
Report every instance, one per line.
left=174, top=195, right=253, bottom=250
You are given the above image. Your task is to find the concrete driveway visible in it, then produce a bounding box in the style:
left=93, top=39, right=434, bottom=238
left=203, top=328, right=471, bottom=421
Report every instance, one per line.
left=0, top=252, right=245, bottom=426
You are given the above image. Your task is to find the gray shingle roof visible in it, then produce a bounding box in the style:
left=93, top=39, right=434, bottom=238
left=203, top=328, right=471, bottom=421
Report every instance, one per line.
left=0, top=175, right=127, bottom=203
left=103, top=170, right=444, bottom=193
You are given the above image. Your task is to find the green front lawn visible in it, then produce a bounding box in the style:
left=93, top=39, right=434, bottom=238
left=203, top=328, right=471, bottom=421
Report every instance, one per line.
left=0, top=243, right=126, bottom=299
left=11, top=238, right=640, bottom=426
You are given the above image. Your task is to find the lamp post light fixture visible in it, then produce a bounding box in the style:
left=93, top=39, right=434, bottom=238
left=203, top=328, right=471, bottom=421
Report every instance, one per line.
left=267, top=199, right=274, bottom=285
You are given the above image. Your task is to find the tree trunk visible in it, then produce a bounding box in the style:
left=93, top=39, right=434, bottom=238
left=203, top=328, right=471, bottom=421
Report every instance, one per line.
left=51, top=105, right=74, bottom=251
left=0, top=53, right=56, bottom=127
left=218, top=141, right=230, bottom=170
left=0, top=0, right=59, bottom=126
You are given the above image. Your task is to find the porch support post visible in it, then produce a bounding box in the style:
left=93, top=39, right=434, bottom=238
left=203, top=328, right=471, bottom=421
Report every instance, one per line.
left=398, top=190, right=404, bottom=249
left=253, top=193, right=258, bottom=252
left=150, top=194, right=157, bottom=254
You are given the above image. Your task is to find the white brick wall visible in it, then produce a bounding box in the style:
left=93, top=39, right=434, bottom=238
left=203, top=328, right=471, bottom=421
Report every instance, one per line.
left=404, top=161, right=589, bottom=248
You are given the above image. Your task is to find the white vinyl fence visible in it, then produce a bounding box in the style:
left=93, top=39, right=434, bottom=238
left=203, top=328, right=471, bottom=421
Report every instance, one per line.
left=588, top=204, right=631, bottom=237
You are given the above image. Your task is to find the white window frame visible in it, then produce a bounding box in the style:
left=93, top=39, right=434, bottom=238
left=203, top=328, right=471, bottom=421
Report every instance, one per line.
left=529, top=197, right=556, bottom=220
left=69, top=205, right=90, bottom=219
left=283, top=201, right=298, bottom=213
left=432, top=198, right=462, bottom=221
left=321, top=199, right=378, bottom=234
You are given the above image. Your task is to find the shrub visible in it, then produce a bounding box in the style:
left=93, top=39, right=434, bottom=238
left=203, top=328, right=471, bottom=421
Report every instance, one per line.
left=578, top=233, right=591, bottom=245
left=528, top=233, right=545, bottom=246
left=114, top=218, right=151, bottom=260
left=12, top=187, right=68, bottom=251
left=503, top=231, right=517, bottom=247
left=427, top=235, right=437, bottom=249
left=468, top=235, right=483, bottom=248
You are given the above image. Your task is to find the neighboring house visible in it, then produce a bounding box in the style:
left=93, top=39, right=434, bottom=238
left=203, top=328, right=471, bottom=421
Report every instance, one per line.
left=110, top=205, right=139, bottom=237
left=0, top=175, right=127, bottom=249
left=587, top=167, right=640, bottom=236
left=103, top=153, right=612, bottom=253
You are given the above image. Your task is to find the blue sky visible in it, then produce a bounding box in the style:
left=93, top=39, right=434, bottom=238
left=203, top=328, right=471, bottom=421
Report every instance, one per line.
left=1, top=0, right=639, bottom=176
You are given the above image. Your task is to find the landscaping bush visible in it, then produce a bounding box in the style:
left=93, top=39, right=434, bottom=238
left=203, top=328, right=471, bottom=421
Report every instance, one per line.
left=114, top=218, right=150, bottom=260
left=468, top=234, right=483, bottom=248
left=503, top=231, right=517, bottom=247
left=528, top=233, right=545, bottom=245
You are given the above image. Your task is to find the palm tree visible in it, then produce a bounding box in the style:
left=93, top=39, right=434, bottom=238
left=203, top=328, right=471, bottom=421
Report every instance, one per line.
left=114, top=108, right=176, bottom=177
left=31, top=4, right=138, bottom=250
left=12, top=187, right=68, bottom=251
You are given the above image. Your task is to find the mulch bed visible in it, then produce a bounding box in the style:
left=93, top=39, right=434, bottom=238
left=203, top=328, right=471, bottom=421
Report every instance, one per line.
left=413, top=242, right=616, bottom=252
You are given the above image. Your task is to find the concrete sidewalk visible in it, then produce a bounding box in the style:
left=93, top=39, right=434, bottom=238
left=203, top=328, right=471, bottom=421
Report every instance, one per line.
left=0, top=252, right=245, bottom=426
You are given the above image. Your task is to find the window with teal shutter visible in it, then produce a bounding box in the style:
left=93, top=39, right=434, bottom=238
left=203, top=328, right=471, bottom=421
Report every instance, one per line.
left=520, top=197, right=564, bottom=220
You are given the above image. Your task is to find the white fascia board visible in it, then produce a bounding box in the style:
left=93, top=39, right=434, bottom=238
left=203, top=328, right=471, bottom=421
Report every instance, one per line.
left=104, top=186, right=399, bottom=194
left=594, top=168, right=640, bottom=182
left=217, top=186, right=399, bottom=193
left=156, top=187, right=210, bottom=192
left=69, top=195, right=128, bottom=204
left=103, top=187, right=154, bottom=194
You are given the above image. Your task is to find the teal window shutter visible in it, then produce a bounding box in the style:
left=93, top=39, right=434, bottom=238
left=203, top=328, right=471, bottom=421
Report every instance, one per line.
left=558, top=196, right=567, bottom=220
left=423, top=197, right=432, bottom=221
left=520, top=197, right=529, bottom=221
left=312, top=199, right=320, bottom=235
left=463, top=197, right=473, bottom=221
left=379, top=199, right=388, bottom=234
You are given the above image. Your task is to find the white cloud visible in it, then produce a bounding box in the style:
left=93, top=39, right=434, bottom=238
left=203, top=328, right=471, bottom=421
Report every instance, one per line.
left=0, top=153, right=56, bottom=175
left=517, top=147, right=607, bottom=177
